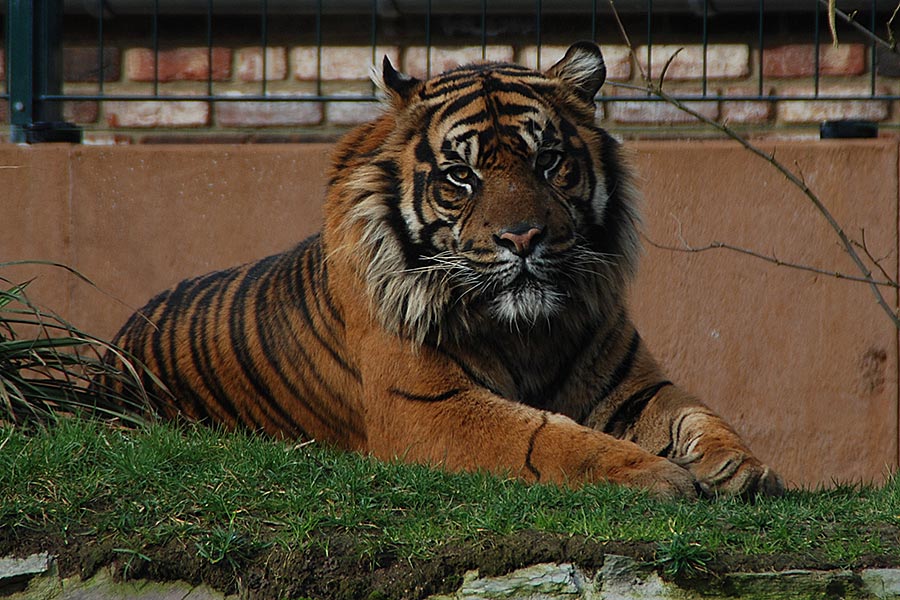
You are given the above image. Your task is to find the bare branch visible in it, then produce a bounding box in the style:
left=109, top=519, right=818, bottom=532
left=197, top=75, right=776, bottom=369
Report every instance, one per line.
left=889, top=2, right=900, bottom=49
left=607, top=0, right=647, bottom=82
left=817, top=0, right=900, bottom=54
left=642, top=231, right=898, bottom=289
left=828, top=0, right=839, bottom=47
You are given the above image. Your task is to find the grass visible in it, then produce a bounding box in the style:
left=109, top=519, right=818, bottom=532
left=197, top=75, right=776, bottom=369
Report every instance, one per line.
left=3, top=418, right=900, bottom=581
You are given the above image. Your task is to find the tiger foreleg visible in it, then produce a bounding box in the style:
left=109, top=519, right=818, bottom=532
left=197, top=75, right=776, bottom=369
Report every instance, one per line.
left=363, top=385, right=698, bottom=498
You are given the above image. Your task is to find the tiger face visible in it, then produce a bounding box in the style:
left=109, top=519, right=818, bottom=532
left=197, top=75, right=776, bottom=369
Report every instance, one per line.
left=338, top=43, right=639, bottom=344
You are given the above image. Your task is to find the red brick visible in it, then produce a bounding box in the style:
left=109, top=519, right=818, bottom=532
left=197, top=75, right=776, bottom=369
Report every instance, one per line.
left=637, top=44, right=750, bottom=81
left=64, top=101, right=99, bottom=124
left=235, top=47, right=287, bottom=82
left=124, top=47, right=232, bottom=83
left=105, top=100, right=210, bottom=127
left=64, top=47, right=121, bottom=83
left=215, top=95, right=322, bottom=127
left=0, top=100, right=7, bottom=124
left=762, top=44, right=866, bottom=78
left=608, top=88, right=719, bottom=124
left=519, top=45, right=632, bottom=81
left=403, top=46, right=514, bottom=79
left=0, top=49, right=5, bottom=81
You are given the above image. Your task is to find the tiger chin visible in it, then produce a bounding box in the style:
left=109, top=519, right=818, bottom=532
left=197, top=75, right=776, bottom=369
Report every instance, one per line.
left=99, top=41, right=783, bottom=499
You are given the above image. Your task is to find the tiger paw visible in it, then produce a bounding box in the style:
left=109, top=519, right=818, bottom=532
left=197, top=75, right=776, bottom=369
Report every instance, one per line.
left=620, top=457, right=699, bottom=500
left=682, top=450, right=784, bottom=498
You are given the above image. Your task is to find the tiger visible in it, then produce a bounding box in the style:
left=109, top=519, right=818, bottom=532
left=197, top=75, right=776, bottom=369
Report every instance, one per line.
left=98, top=41, right=783, bottom=499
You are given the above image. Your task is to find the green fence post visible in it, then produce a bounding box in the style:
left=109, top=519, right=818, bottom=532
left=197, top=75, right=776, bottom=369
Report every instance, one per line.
left=7, top=0, right=81, bottom=143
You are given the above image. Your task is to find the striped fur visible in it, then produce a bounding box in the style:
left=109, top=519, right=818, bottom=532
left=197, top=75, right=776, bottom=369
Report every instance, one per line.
left=101, top=42, right=782, bottom=498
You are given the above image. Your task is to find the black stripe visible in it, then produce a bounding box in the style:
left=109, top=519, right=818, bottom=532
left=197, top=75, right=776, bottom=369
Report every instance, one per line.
left=389, top=387, right=462, bottom=403
left=603, top=381, right=673, bottom=436
left=594, top=330, right=641, bottom=404
left=524, top=414, right=548, bottom=481
left=250, top=257, right=312, bottom=436
left=228, top=257, right=283, bottom=420
left=187, top=275, right=241, bottom=424
left=259, top=252, right=362, bottom=440
left=293, top=243, right=360, bottom=379
left=433, top=346, right=502, bottom=397
left=590, top=129, right=630, bottom=257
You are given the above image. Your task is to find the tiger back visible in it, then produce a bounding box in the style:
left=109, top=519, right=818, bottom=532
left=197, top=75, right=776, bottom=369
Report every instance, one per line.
left=101, top=42, right=783, bottom=498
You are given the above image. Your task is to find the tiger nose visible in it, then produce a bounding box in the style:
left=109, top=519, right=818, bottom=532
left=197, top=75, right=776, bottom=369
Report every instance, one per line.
left=495, top=225, right=545, bottom=257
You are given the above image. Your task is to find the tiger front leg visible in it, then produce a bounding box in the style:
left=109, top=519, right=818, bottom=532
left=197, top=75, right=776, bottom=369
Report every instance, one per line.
left=359, top=366, right=697, bottom=498
left=620, top=385, right=784, bottom=498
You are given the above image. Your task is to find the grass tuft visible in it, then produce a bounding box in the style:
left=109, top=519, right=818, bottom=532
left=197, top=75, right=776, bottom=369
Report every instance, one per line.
left=0, top=262, right=153, bottom=426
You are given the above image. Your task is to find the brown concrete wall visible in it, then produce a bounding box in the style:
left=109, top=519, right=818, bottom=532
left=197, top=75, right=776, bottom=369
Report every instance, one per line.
left=2, top=140, right=897, bottom=489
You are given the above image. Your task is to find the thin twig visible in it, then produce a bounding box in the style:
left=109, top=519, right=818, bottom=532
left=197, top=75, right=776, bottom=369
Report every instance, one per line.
left=642, top=232, right=898, bottom=289
left=854, top=230, right=896, bottom=286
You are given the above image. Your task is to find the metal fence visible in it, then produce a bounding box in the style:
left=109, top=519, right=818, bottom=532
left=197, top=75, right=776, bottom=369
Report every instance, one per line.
left=4, top=0, right=900, bottom=142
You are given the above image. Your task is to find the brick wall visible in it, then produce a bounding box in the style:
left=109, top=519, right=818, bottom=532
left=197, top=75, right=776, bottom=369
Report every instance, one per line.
left=6, top=38, right=900, bottom=142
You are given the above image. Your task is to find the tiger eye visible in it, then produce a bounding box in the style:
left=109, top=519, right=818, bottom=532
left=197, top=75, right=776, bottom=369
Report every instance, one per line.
left=446, top=165, right=476, bottom=187
left=535, top=150, right=563, bottom=172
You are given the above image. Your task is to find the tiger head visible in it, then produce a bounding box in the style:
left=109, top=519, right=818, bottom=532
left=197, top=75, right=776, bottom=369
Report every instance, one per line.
left=327, top=42, right=641, bottom=345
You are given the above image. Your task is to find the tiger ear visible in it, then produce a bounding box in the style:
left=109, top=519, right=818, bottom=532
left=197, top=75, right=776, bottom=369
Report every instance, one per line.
left=380, top=55, right=422, bottom=104
left=544, top=41, right=607, bottom=103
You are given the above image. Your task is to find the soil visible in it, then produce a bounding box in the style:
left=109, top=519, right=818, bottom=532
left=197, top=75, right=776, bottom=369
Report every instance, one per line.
left=4, top=526, right=900, bottom=600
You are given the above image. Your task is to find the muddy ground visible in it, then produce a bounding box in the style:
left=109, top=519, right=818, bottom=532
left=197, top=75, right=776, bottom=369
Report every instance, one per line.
left=4, top=526, right=900, bottom=600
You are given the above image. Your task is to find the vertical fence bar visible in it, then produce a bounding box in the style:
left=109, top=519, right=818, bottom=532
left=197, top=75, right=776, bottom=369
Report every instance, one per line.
left=646, top=0, right=653, bottom=82
left=152, top=0, right=159, bottom=97
left=757, top=0, right=764, bottom=97
left=813, top=0, right=820, bottom=97
left=8, top=0, right=74, bottom=143
left=535, top=0, right=542, bottom=68
left=261, top=0, right=269, bottom=96
left=371, top=0, right=377, bottom=95
left=97, top=0, right=105, bottom=96
left=206, top=0, right=213, bottom=97
left=481, top=0, right=487, bottom=60
left=591, top=0, right=597, bottom=42
left=870, top=0, right=877, bottom=96
left=701, top=0, right=708, bottom=96
left=7, top=0, right=35, bottom=140
left=315, top=0, right=322, bottom=97
left=425, top=0, right=432, bottom=78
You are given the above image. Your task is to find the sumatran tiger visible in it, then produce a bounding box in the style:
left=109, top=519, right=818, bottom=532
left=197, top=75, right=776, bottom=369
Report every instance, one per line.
left=98, top=42, right=783, bottom=499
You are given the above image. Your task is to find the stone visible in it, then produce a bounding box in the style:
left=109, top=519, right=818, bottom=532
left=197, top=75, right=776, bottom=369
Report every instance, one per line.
left=0, top=553, right=52, bottom=590
left=861, top=568, right=900, bottom=598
